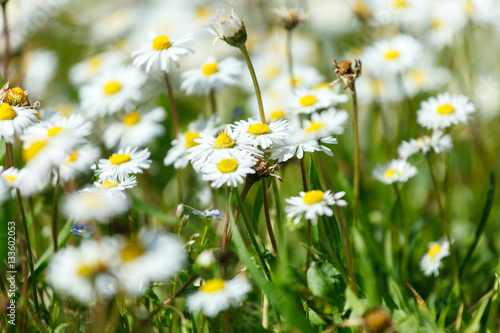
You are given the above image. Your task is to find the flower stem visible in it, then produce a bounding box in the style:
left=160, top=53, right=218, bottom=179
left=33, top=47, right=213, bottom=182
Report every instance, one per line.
left=239, top=45, right=266, bottom=123
left=352, top=82, right=360, bottom=228
left=52, top=169, right=61, bottom=252
left=299, top=158, right=312, bottom=273
left=1, top=1, right=10, bottom=81
left=261, top=178, right=278, bottom=256
left=221, top=186, right=231, bottom=278
left=286, top=30, right=295, bottom=89
left=198, top=316, right=207, bottom=333
left=393, top=184, right=409, bottom=282
left=164, top=72, right=180, bottom=138
left=209, top=88, right=217, bottom=115
left=175, top=169, right=183, bottom=204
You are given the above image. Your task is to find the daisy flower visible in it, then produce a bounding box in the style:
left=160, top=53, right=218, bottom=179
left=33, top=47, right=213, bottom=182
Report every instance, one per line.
left=70, top=223, right=96, bottom=238
left=81, top=176, right=138, bottom=200
left=416, top=93, right=475, bottom=130
left=186, top=277, right=251, bottom=317
left=103, top=107, right=166, bottom=149
left=402, top=65, right=450, bottom=98
left=206, top=9, right=247, bottom=47
left=0, top=103, right=39, bottom=143
left=0, top=168, right=8, bottom=204
left=59, top=144, right=101, bottom=183
left=196, top=250, right=217, bottom=269
left=69, top=51, right=127, bottom=86
left=201, top=155, right=256, bottom=188
left=268, top=65, right=325, bottom=92
left=398, top=130, right=453, bottom=160
left=367, top=0, right=427, bottom=26
left=373, top=159, right=418, bottom=185
left=420, top=239, right=450, bottom=277
left=232, top=118, right=289, bottom=149
left=79, top=66, right=147, bottom=117
left=300, top=107, right=349, bottom=141
left=362, top=35, right=423, bottom=75
left=113, top=229, right=186, bottom=296
left=424, top=1, right=466, bottom=48
left=132, top=32, right=193, bottom=73
left=62, top=190, right=130, bottom=223
left=285, top=88, right=346, bottom=115
left=187, top=126, right=261, bottom=170
left=2, top=86, right=29, bottom=106
left=285, top=190, right=347, bottom=225
left=180, top=56, right=243, bottom=95
left=1, top=167, right=19, bottom=188
left=47, top=239, right=118, bottom=303
left=94, top=147, right=151, bottom=182
left=164, top=115, right=219, bottom=169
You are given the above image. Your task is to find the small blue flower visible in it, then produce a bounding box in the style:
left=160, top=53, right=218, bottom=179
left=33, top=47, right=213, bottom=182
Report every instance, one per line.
left=70, top=223, right=96, bottom=238
left=192, top=209, right=224, bottom=220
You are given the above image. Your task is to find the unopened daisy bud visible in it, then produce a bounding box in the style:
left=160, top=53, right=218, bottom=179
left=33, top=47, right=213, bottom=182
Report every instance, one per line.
left=274, top=7, right=307, bottom=31
left=196, top=250, right=217, bottom=269
left=206, top=9, right=247, bottom=48
left=3, top=87, right=29, bottom=106
left=363, top=308, right=392, bottom=333
left=176, top=204, right=184, bottom=217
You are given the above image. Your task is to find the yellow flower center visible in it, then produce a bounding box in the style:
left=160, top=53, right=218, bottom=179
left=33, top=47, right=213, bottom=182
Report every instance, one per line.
left=409, top=70, right=425, bottom=85
left=22, top=141, right=47, bottom=162
left=184, top=131, right=201, bottom=149
left=123, top=112, right=141, bottom=126
left=217, top=158, right=239, bottom=173
left=392, top=0, right=407, bottom=9
left=65, top=151, right=79, bottom=164
left=313, top=83, right=332, bottom=90
left=103, top=80, right=122, bottom=95
left=431, top=19, right=443, bottom=29
left=4, top=175, right=16, bottom=183
left=416, top=135, right=430, bottom=148
left=0, top=103, right=17, bottom=120
left=48, top=126, right=64, bottom=137
left=213, top=131, right=235, bottom=149
left=291, top=77, right=302, bottom=86
left=299, top=95, right=318, bottom=107
left=202, top=62, right=218, bottom=76
left=109, top=153, right=131, bottom=165
left=305, top=121, right=325, bottom=133
left=303, top=190, right=325, bottom=205
left=247, top=123, right=270, bottom=136
left=77, top=261, right=107, bottom=278
left=270, top=109, right=285, bottom=121
left=82, top=192, right=104, bottom=209
left=464, top=0, right=474, bottom=14
left=427, top=244, right=441, bottom=260
left=120, top=242, right=146, bottom=262
left=200, top=278, right=225, bottom=293
left=56, top=104, right=74, bottom=117
left=384, top=168, right=396, bottom=178
left=152, top=35, right=171, bottom=50
left=98, top=180, right=119, bottom=189
left=437, top=104, right=455, bottom=115
left=384, top=50, right=400, bottom=60
left=265, top=65, right=280, bottom=78
left=88, top=56, right=102, bottom=72
left=195, top=6, right=211, bottom=20
left=4, top=87, right=28, bottom=106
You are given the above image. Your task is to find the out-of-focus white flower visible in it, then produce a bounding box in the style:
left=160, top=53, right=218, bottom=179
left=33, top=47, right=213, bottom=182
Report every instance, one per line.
left=94, top=147, right=151, bottom=182
left=232, top=118, right=289, bottom=149
left=81, top=176, right=138, bottom=200
left=69, top=51, right=127, bottom=86
left=132, top=32, right=193, bottom=73
left=368, top=0, right=428, bottom=27
left=285, top=190, right=347, bottom=225
left=402, top=64, right=450, bottom=97
left=62, top=190, right=129, bottom=223
left=285, top=88, right=347, bottom=115
left=373, top=159, right=418, bottom=185
left=0, top=167, right=9, bottom=204
left=417, top=92, right=475, bottom=130
left=59, top=144, right=101, bottom=183
left=22, top=49, right=58, bottom=99
left=103, top=107, right=166, bottom=149
left=423, top=1, right=466, bottom=48
left=196, top=250, right=217, bottom=269
left=187, top=277, right=251, bottom=317
left=398, top=130, right=453, bottom=159
left=0, top=103, right=38, bottom=143
left=420, top=239, right=450, bottom=277
left=300, top=107, right=349, bottom=141
left=201, top=155, right=256, bottom=188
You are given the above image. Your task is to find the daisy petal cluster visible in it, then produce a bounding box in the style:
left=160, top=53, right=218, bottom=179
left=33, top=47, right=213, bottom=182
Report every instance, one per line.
left=285, top=190, right=347, bottom=225
left=232, top=117, right=289, bottom=149
left=417, top=92, right=475, bottom=129
left=94, top=146, right=152, bottom=182
left=373, top=159, right=418, bottom=185
left=420, top=239, right=450, bottom=277
left=398, top=130, right=453, bottom=159
left=201, top=155, right=256, bottom=188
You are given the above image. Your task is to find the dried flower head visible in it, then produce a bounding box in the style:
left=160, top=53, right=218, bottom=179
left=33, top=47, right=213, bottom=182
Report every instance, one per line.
left=363, top=308, right=392, bottom=333
left=274, top=7, right=307, bottom=31
left=330, top=59, right=362, bottom=94
left=247, top=157, right=282, bottom=183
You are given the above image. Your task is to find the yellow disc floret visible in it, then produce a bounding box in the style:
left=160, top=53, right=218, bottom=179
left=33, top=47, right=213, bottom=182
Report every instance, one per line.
left=184, top=131, right=201, bottom=149
left=305, top=121, right=325, bottom=133
left=65, top=151, right=79, bottom=164
left=109, top=153, right=131, bottom=165
left=427, top=244, right=441, bottom=261
left=123, top=112, right=141, bottom=126
left=213, top=131, right=235, bottom=149
left=392, top=0, right=407, bottom=9
left=103, top=80, right=122, bottom=95
left=0, top=103, right=17, bottom=120
left=77, top=261, right=107, bottom=278
left=270, top=109, right=285, bottom=121
left=4, top=175, right=16, bottom=183
left=48, top=126, right=64, bottom=137
left=98, top=181, right=119, bottom=189
left=217, top=158, right=239, bottom=173
left=152, top=35, right=171, bottom=50
left=4, top=87, right=28, bottom=106
left=384, top=168, right=396, bottom=179
left=202, top=62, right=218, bottom=76
left=384, top=50, right=400, bottom=60
left=200, top=278, right=225, bottom=293
left=299, top=95, right=317, bottom=107
left=120, top=242, right=146, bottom=262
left=303, top=190, right=325, bottom=205
left=247, top=123, right=270, bottom=136
left=23, top=141, right=47, bottom=162
left=437, top=104, right=455, bottom=115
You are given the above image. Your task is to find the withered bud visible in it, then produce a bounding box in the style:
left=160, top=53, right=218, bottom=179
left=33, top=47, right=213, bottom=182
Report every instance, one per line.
left=363, top=308, right=392, bottom=333
left=330, top=59, right=362, bottom=95
left=248, top=157, right=282, bottom=183
left=274, top=7, right=307, bottom=31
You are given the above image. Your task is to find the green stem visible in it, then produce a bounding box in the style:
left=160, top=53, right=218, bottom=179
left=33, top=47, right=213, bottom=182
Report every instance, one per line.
left=175, top=169, right=183, bottom=204
left=299, top=158, right=312, bottom=274
left=239, top=45, right=266, bottom=123
left=198, top=315, right=207, bottom=333
left=209, top=88, right=217, bottom=115
left=1, top=1, right=10, bottom=81
left=261, top=178, right=278, bottom=256
left=352, top=82, right=360, bottom=228
left=393, top=184, right=409, bottom=282
left=164, top=72, right=180, bottom=138
left=52, top=169, right=61, bottom=252
left=200, top=223, right=209, bottom=249
left=286, top=30, right=295, bottom=89
left=221, top=186, right=231, bottom=278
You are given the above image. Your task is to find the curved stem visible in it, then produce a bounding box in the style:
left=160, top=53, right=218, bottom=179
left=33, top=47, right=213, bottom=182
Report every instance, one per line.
left=286, top=30, right=295, bottom=89
left=352, top=83, right=360, bottom=228
left=209, top=88, right=217, bottom=115
left=164, top=72, right=179, bottom=138
left=221, top=186, right=231, bottom=278
left=1, top=1, right=10, bottom=81
left=393, top=184, right=408, bottom=282
left=239, top=45, right=266, bottom=123
left=52, top=169, right=61, bottom=252
left=299, top=158, right=312, bottom=273
left=261, top=178, right=278, bottom=256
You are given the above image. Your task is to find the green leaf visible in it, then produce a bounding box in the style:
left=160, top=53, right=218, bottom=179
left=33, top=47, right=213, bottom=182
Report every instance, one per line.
left=252, top=182, right=263, bottom=232
left=307, top=261, right=346, bottom=310
left=308, top=154, right=322, bottom=191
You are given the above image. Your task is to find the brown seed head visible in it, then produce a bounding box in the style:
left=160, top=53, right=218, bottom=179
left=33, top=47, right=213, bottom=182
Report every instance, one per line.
left=363, top=308, right=392, bottom=333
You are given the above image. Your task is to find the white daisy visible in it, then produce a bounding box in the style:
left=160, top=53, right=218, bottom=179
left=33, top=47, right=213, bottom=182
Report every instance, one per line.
left=285, top=88, right=346, bottom=115
left=69, top=51, right=127, bottom=86
left=356, top=73, right=402, bottom=104
left=103, top=107, right=166, bottom=149
left=268, top=64, right=325, bottom=93
left=424, top=1, right=466, bottom=48
left=79, top=66, right=147, bottom=117
left=113, top=229, right=186, bottom=296
left=362, top=35, right=423, bottom=75
left=368, top=0, right=428, bottom=27
left=201, top=155, right=256, bottom=188
left=187, top=126, right=261, bottom=170
left=402, top=65, right=450, bottom=97
left=285, top=190, right=347, bottom=225
left=59, top=144, right=101, bottom=183
left=420, top=239, right=450, bottom=277
left=0, top=103, right=39, bottom=143
left=373, top=159, right=418, bottom=185
left=186, top=277, right=251, bottom=317
left=81, top=176, right=138, bottom=200
left=232, top=118, right=289, bottom=149
left=132, top=32, right=193, bottom=73
left=398, top=130, right=453, bottom=160
left=417, top=92, right=475, bottom=130
left=62, top=190, right=130, bottom=223
left=0, top=167, right=9, bottom=204
left=47, top=239, right=118, bottom=303
left=300, top=107, right=349, bottom=141
left=181, top=56, right=243, bottom=95
left=1, top=167, right=20, bottom=188
left=164, top=115, right=219, bottom=169
left=248, top=89, right=288, bottom=123
left=94, top=147, right=152, bottom=182
left=206, top=9, right=247, bottom=47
